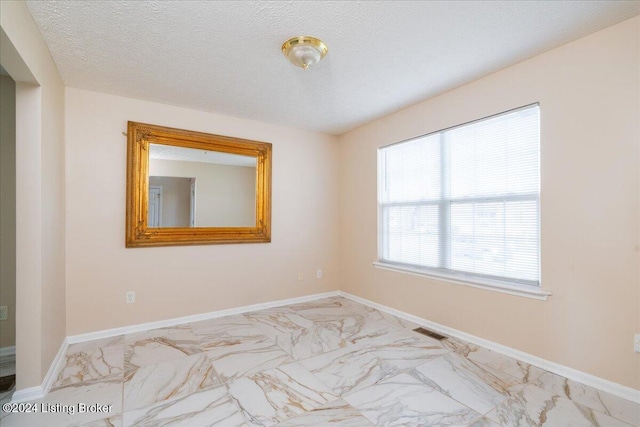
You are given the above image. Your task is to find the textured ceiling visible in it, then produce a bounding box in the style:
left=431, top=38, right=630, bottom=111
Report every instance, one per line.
left=26, top=1, right=640, bottom=135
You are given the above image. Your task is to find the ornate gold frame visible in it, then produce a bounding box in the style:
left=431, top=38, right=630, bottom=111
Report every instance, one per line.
left=126, top=121, right=272, bottom=247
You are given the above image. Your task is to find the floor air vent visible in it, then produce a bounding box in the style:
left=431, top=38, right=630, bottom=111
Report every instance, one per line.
left=413, top=327, right=447, bottom=341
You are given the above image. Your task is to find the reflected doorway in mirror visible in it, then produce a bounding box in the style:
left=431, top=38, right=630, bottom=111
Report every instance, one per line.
left=148, top=185, right=162, bottom=227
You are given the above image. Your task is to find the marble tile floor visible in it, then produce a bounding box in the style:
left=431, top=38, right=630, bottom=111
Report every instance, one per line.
left=0, top=296, right=638, bottom=426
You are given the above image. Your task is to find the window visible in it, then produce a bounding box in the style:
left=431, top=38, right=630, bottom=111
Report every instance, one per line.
left=377, top=104, right=542, bottom=294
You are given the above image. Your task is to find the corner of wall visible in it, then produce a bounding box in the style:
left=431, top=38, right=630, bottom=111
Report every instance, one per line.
left=1, top=0, right=67, bottom=390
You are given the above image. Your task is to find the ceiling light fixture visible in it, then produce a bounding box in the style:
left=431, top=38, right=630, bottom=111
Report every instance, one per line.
left=282, top=36, right=328, bottom=70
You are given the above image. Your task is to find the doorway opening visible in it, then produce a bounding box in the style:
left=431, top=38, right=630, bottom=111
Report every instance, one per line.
left=0, top=64, right=17, bottom=402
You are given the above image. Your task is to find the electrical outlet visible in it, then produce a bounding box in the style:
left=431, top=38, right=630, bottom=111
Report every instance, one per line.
left=298, top=273, right=304, bottom=281
left=0, top=306, right=7, bottom=321
left=635, top=334, right=640, bottom=353
left=316, top=269, right=323, bottom=279
left=126, top=291, right=136, bottom=304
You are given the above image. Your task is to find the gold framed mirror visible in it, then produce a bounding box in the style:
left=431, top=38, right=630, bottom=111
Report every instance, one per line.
left=126, top=121, right=272, bottom=247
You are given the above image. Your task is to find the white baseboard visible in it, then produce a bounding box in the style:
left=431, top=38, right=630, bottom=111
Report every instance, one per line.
left=0, top=346, right=15, bottom=359
left=67, top=291, right=340, bottom=344
left=339, top=291, right=640, bottom=405
left=0, top=346, right=16, bottom=377
left=11, top=338, right=68, bottom=403
left=10, top=386, right=42, bottom=403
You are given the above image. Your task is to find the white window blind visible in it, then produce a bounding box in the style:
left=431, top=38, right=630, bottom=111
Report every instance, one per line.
left=378, top=104, right=540, bottom=286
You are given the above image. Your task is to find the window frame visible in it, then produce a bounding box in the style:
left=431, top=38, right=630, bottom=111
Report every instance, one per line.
left=375, top=104, right=550, bottom=300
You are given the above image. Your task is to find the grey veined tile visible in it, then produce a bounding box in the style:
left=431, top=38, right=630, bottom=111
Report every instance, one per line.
left=286, top=297, right=379, bottom=326
left=339, top=316, right=404, bottom=345
left=123, top=385, right=247, bottom=427
left=486, top=384, right=633, bottom=427
left=354, top=328, right=448, bottom=371
left=299, top=346, right=399, bottom=396
left=410, top=352, right=525, bottom=415
left=124, top=353, right=220, bottom=411
left=532, top=371, right=640, bottom=426
left=53, top=344, right=124, bottom=390
left=376, top=311, right=421, bottom=330
left=442, top=337, right=545, bottom=385
left=285, top=297, right=352, bottom=315
left=228, top=362, right=337, bottom=427
left=190, top=314, right=294, bottom=383
left=205, top=336, right=294, bottom=384
left=125, top=325, right=203, bottom=371
left=337, top=298, right=381, bottom=318
left=190, top=314, right=261, bottom=341
left=66, top=336, right=124, bottom=356
left=274, top=399, right=375, bottom=427
left=245, top=309, right=347, bottom=361
left=344, top=372, right=481, bottom=426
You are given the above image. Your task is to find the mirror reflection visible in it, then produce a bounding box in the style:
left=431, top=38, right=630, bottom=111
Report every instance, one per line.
left=148, top=144, right=257, bottom=227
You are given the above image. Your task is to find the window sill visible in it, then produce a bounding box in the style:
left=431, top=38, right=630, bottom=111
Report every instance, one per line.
left=372, top=261, right=551, bottom=301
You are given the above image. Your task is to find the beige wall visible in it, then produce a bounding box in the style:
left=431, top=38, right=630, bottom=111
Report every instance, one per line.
left=148, top=176, right=191, bottom=227
left=0, top=0, right=66, bottom=389
left=0, top=74, right=16, bottom=349
left=339, top=17, right=640, bottom=389
left=150, top=160, right=256, bottom=227
left=65, top=87, right=340, bottom=335
left=637, top=16, right=640, bottom=391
